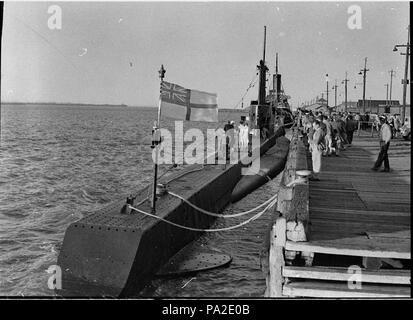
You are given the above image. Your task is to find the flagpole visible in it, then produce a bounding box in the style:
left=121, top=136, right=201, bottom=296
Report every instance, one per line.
left=157, top=65, right=165, bottom=128
left=151, top=65, right=166, bottom=213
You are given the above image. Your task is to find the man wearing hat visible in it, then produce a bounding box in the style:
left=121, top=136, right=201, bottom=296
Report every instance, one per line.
left=309, top=120, right=325, bottom=181
left=224, top=121, right=235, bottom=160
left=372, top=116, right=392, bottom=172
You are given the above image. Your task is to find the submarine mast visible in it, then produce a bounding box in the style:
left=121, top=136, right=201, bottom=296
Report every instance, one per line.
left=258, top=26, right=268, bottom=105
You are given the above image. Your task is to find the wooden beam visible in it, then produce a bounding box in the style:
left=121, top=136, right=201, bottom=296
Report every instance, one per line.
left=310, top=206, right=411, bottom=217
left=283, top=280, right=410, bottom=298
left=283, top=266, right=410, bottom=284
left=309, top=221, right=411, bottom=235
left=285, top=240, right=410, bottom=259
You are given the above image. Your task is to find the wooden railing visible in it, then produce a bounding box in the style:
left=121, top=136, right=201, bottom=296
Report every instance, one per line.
left=265, top=128, right=311, bottom=297
left=357, top=121, right=380, bottom=137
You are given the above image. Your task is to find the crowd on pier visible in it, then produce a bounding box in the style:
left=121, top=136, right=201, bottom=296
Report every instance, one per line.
left=295, top=108, right=410, bottom=180
left=218, top=107, right=410, bottom=175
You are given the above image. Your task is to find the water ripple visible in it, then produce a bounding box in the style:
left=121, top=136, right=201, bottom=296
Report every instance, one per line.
left=0, top=104, right=253, bottom=296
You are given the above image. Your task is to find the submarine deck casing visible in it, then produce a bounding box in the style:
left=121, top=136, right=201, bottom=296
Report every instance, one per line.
left=57, top=126, right=286, bottom=297
left=231, top=135, right=290, bottom=203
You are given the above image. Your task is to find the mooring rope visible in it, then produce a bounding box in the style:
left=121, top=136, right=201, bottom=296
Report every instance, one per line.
left=136, top=117, right=297, bottom=222
left=127, top=196, right=277, bottom=232
left=167, top=191, right=277, bottom=218
left=144, top=164, right=206, bottom=201
left=163, top=165, right=206, bottom=185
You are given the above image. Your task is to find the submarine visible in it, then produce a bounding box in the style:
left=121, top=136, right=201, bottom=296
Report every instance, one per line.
left=231, top=53, right=292, bottom=203
left=56, top=27, right=292, bottom=297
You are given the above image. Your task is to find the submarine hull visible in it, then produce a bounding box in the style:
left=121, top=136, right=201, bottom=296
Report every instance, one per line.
left=57, top=127, right=286, bottom=297
left=57, top=163, right=240, bottom=297
left=231, top=136, right=290, bottom=203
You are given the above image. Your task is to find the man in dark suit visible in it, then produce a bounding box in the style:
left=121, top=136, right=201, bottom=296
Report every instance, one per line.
left=372, top=116, right=392, bottom=172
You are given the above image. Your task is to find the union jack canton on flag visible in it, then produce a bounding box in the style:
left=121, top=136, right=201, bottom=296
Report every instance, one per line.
left=160, top=81, right=218, bottom=122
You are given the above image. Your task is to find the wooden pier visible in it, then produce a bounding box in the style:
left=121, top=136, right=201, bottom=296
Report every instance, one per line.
left=265, top=129, right=411, bottom=298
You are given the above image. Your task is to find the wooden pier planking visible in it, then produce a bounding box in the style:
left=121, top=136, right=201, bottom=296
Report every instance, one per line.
left=283, top=266, right=411, bottom=284
left=309, top=220, right=410, bottom=235
left=266, top=132, right=411, bottom=298
left=283, top=281, right=411, bottom=298
left=310, top=206, right=411, bottom=217
left=285, top=238, right=410, bottom=259
left=304, top=136, right=411, bottom=260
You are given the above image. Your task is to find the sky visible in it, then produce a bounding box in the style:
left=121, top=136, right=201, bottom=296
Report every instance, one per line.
left=1, top=1, right=410, bottom=109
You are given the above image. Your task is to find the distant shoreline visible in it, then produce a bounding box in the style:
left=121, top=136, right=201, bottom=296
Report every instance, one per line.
left=0, top=102, right=248, bottom=112
left=1, top=102, right=133, bottom=107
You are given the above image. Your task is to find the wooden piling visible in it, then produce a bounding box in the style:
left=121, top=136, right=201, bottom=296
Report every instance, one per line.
left=266, top=129, right=310, bottom=296
left=266, top=217, right=286, bottom=297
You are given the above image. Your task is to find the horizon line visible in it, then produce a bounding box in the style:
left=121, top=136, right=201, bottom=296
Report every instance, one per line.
left=0, top=101, right=247, bottom=111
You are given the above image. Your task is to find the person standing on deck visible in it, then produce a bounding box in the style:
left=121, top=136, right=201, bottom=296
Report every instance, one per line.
left=238, top=121, right=243, bottom=150
left=228, top=120, right=236, bottom=155
left=337, top=115, right=349, bottom=145
left=322, top=115, right=334, bottom=156
left=388, top=115, right=396, bottom=138
left=345, top=115, right=359, bottom=145
left=224, top=121, right=234, bottom=160
left=238, top=120, right=248, bottom=151
left=309, top=120, right=325, bottom=181
left=331, top=114, right=348, bottom=155
left=372, top=116, right=392, bottom=172
left=393, top=114, right=401, bottom=138
left=331, top=115, right=341, bottom=156
left=216, top=127, right=226, bottom=160
left=317, top=115, right=326, bottom=132
left=299, top=112, right=309, bottom=140
left=297, top=109, right=303, bottom=128
left=306, top=112, right=315, bottom=140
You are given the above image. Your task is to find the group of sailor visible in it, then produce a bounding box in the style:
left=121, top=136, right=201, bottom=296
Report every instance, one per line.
left=214, top=120, right=250, bottom=161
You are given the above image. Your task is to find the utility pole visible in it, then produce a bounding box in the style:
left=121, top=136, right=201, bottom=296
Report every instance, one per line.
left=384, top=83, right=389, bottom=113
left=325, top=74, right=329, bottom=108
left=359, top=58, right=369, bottom=114
left=389, top=69, right=395, bottom=109
left=393, top=25, right=410, bottom=124
left=332, top=79, right=338, bottom=109
left=342, top=72, right=349, bottom=112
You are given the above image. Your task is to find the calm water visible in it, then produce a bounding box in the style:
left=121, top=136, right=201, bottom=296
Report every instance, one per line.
left=0, top=104, right=279, bottom=297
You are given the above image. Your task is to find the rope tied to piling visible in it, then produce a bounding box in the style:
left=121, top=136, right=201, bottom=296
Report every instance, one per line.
left=127, top=195, right=277, bottom=232
left=167, top=191, right=278, bottom=218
